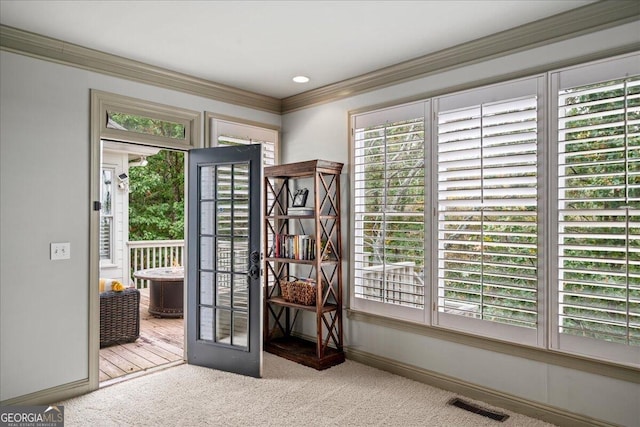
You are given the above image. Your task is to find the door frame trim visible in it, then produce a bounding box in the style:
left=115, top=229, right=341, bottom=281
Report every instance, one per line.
left=89, top=90, right=201, bottom=391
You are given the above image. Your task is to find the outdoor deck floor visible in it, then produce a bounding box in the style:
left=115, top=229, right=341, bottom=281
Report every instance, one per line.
left=99, top=287, right=184, bottom=385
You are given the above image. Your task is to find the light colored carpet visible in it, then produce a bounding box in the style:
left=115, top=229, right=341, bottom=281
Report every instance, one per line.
left=59, top=353, right=554, bottom=426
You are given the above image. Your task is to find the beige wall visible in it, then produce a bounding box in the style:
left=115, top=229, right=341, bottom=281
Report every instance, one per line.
left=0, top=50, right=280, bottom=402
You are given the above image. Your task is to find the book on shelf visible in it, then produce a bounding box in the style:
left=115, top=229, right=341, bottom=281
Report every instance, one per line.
left=273, top=234, right=315, bottom=260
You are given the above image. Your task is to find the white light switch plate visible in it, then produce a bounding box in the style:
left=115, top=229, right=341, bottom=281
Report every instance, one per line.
left=50, top=242, right=71, bottom=260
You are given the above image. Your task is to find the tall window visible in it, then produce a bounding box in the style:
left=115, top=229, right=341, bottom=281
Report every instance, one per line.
left=552, top=54, right=640, bottom=364
left=351, top=54, right=639, bottom=365
left=100, top=167, right=115, bottom=263
left=206, top=115, right=280, bottom=287
left=352, top=103, right=426, bottom=320
left=207, top=115, right=278, bottom=167
left=435, top=77, right=543, bottom=344
left=217, top=134, right=276, bottom=167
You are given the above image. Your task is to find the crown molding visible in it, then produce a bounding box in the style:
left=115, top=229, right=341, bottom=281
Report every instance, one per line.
left=282, top=0, right=640, bottom=113
left=1, top=1, right=638, bottom=115
left=0, top=24, right=282, bottom=114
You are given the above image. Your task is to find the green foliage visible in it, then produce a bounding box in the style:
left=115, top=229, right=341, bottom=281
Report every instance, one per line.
left=129, top=150, right=185, bottom=240
left=109, top=112, right=185, bottom=140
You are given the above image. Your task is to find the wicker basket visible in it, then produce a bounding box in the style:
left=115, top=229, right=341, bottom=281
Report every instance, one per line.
left=281, top=277, right=317, bottom=306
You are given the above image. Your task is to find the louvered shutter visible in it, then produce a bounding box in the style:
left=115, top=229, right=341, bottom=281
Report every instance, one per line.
left=352, top=103, right=426, bottom=316
left=435, top=77, right=542, bottom=343
left=100, top=168, right=114, bottom=261
left=217, top=135, right=275, bottom=167
left=556, top=73, right=640, bottom=350
left=99, top=216, right=113, bottom=260
left=216, top=134, right=275, bottom=248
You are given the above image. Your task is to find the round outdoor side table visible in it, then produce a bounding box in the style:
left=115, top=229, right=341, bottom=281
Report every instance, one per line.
left=134, top=267, right=184, bottom=318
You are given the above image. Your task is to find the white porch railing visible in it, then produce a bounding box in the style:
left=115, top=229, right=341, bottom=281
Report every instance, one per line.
left=360, top=261, right=424, bottom=307
left=128, top=240, right=185, bottom=288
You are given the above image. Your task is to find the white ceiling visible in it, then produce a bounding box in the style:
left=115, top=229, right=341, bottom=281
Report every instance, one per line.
left=0, top=0, right=595, bottom=99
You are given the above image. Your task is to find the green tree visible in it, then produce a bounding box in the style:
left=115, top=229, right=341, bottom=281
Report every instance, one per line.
left=108, top=112, right=186, bottom=241
left=128, top=150, right=185, bottom=240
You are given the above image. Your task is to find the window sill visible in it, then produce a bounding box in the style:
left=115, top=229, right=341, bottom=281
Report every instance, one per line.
left=99, top=263, right=118, bottom=269
left=346, top=309, right=639, bottom=383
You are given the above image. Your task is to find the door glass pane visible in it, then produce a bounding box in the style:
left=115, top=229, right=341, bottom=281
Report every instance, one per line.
left=200, top=201, right=214, bottom=235
left=216, top=201, right=232, bottom=236
left=200, top=271, right=213, bottom=306
left=234, top=163, right=249, bottom=200
left=233, top=274, right=248, bottom=309
left=217, top=165, right=232, bottom=199
left=216, top=309, right=231, bottom=344
left=234, top=206, right=249, bottom=237
left=200, top=236, right=213, bottom=270
left=200, top=166, right=215, bottom=199
left=233, top=311, right=248, bottom=347
left=234, top=238, right=249, bottom=272
left=200, top=307, right=213, bottom=341
left=217, top=273, right=232, bottom=307
left=216, top=237, right=232, bottom=271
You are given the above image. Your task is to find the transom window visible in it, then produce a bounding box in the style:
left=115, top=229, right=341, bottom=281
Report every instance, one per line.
left=107, top=112, right=186, bottom=140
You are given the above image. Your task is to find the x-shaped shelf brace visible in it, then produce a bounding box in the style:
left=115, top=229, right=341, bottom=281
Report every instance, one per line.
left=318, top=173, right=339, bottom=216
left=319, top=219, right=339, bottom=260
left=319, top=264, right=339, bottom=306
left=266, top=304, right=286, bottom=338
left=266, top=303, right=300, bottom=340
left=321, top=311, right=340, bottom=350
left=265, top=262, right=288, bottom=299
left=265, top=178, right=288, bottom=216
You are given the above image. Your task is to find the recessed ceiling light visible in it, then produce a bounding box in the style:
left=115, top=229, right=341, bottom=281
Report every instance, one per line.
left=293, top=75, right=310, bottom=83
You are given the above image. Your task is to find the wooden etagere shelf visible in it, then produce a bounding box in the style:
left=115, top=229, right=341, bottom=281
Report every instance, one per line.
left=263, top=159, right=344, bottom=370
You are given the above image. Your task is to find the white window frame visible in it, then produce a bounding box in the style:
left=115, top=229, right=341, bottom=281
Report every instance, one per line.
left=205, top=112, right=280, bottom=167
left=349, top=53, right=640, bottom=367
left=549, top=53, right=640, bottom=366
left=432, top=76, right=546, bottom=347
left=350, top=102, right=430, bottom=323
left=93, top=90, right=201, bottom=151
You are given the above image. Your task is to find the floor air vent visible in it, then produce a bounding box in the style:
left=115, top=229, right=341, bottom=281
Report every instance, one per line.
left=447, top=397, right=510, bottom=422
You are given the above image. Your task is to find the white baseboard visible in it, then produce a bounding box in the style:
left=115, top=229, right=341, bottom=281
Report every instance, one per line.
left=345, top=347, right=614, bottom=427
left=1, top=379, right=92, bottom=406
